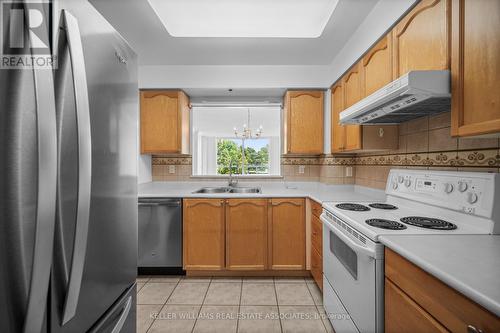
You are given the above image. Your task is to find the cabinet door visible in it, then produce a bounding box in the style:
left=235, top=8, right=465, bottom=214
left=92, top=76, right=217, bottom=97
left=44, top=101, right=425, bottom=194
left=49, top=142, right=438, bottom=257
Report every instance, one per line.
left=362, top=33, right=393, bottom=97
left=225, top=199, right=268, bottom=270
left=286, top=91, right=324, bottom=154
left=331, top=82, right=346, bottom=153
left=392, top=0, right=450, bottom=78
left=451, top=0, right=500, bottom=136
left=385, top=279, right=448, bottom=333
left=268, top=198, right=305, bottom=270
left=342, top=65, right=362, bottom=151
left=140, top=91, right=181, bottom=154
left=183, top=199, right=225, bottom=270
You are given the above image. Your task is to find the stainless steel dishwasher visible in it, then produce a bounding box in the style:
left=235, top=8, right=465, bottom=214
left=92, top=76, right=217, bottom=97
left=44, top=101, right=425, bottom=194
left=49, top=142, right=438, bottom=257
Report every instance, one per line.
left=138, top=198, right=182, bottom=271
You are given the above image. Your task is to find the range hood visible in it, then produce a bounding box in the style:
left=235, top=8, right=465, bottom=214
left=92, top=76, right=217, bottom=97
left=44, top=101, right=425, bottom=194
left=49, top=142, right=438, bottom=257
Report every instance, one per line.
left=339, top=70, right=451, bottom=124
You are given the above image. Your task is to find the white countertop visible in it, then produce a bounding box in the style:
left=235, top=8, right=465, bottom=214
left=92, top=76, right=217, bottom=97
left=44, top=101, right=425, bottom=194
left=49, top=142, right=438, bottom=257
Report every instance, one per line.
left=380, top=235, right=500, bottom=317
left=138, top=181, right=386, bottom=203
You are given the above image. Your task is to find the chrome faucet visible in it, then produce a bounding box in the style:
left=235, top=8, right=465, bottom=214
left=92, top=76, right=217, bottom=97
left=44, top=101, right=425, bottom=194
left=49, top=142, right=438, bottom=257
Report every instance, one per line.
left=228, top=159, right=238, bottom=187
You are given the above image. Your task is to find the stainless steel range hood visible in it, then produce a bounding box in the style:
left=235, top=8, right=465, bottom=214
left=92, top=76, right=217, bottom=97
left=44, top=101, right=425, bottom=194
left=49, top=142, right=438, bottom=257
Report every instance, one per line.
left=339, top=70, right=451, bottom=125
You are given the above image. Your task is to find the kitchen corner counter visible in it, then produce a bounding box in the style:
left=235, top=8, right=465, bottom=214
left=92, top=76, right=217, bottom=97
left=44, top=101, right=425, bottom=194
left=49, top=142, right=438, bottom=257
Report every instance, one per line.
left=138, top=181, right=386, bottom=204
left=380, top=235, right=500, bottom=317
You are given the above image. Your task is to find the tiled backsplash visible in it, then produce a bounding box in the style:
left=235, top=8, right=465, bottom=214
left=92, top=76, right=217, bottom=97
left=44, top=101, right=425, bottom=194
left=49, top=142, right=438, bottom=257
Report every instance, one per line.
left=150, top=113, right=500, bottom=187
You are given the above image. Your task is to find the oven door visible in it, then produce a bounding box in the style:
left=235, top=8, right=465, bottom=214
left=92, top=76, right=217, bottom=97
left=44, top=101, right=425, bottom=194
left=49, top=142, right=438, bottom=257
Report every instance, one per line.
left=321, top=213, right=384, bottom=333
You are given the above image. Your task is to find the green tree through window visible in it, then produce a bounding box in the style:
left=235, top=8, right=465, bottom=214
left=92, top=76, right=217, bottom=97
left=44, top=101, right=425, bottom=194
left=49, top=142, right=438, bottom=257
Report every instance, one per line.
left=217, top=139, right=269, bottom=175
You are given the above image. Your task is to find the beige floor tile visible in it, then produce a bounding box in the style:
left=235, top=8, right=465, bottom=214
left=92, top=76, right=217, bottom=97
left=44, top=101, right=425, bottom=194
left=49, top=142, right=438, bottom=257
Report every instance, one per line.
left=193, top=305, right=238, bottom=333
left=136, top=304, right=162, bottom=333
left=204, top=282, right=242, bottom=305
left=181, top=276, right=212, bottom=283
left=136, top=282, right=145, bottom=293
left=238, top=305, right=281, bottom=333
left=136, top=276, right=150, bottom=283
left=137, top=283, right=176, bottom=305
left=274, top=277, right=306, bottom=284
left=240, top=283, right=277, bottom=306
left=306, top=282, right=323, bottom=305
left=275, top=284, right=314, bottom=306
left=279, top=305, right=326, bottom=333
left=242, top=277, right=274, bottom=283
left=212, top=277, right=243, bottom=283
left=167, top=282, right=210, bottom=305
left=148, top=304, right=201, bottom=333
left=149, top=275, right=182, bottom=283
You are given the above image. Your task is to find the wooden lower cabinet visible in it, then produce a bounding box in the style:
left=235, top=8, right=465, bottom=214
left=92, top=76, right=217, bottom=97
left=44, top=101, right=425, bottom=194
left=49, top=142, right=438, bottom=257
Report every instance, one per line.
left=310, top=200, right=323, bottom=290
left=385, top=249, right=500, bottom=333
left=183, top=199, right=225, bottom=270
left=268, top=198, right=305, bottom=270
left=225, top=199, right=268, bottom=270
left=310, top=247, right=323, bottom=291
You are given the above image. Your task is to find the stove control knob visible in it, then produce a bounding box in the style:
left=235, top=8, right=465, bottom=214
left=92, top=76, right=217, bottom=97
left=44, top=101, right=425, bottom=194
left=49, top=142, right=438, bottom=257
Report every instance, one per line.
left=443, top=183, right=454, bottom=194
left=392, top=181, right=398, bottom=190
left=398, top=176, right=404, bottom=184
left=467, top=192, right=478, bottom=204
left=458, top=181, right=468, bottom=192
left=404, top=179, right=412, bottom=188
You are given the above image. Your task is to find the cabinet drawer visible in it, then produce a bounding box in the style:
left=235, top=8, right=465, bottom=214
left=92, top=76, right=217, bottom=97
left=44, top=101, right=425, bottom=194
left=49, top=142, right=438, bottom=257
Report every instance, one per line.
left=311, top=200, right=322, bottom=218
left=311, top=214, right=322, bottom=255
left=385, top=249, right=500, bottom=333
left=385, top=278, right=448, bottom=333
left=311, top=246, right=323, bottom=291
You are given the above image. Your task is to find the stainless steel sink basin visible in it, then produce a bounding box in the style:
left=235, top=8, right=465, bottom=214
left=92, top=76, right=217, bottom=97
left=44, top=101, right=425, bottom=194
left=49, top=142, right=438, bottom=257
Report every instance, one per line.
left=192, top=186, right=262, bottom=194
left=193, top=187, right=230, bottom=194
left=228, top=187, right=261, bottom=194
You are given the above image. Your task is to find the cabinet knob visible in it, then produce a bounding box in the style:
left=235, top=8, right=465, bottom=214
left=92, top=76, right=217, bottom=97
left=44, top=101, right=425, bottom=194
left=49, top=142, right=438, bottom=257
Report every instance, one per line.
left=467, top=325, right=484, bottom=333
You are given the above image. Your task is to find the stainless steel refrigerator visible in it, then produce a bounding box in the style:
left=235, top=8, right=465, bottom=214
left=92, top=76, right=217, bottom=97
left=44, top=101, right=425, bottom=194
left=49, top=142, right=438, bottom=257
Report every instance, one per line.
left=0, top=0, right=138, bottom=332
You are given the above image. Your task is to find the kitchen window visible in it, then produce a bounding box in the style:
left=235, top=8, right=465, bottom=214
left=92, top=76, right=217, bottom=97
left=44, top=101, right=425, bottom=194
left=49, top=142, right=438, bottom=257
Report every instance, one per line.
left=192, top=106, right=281, bottom=176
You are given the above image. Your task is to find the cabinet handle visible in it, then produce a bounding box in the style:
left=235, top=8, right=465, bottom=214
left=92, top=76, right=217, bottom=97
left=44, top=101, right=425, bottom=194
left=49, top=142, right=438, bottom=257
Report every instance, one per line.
left=467, top=325, right=484, bottom=333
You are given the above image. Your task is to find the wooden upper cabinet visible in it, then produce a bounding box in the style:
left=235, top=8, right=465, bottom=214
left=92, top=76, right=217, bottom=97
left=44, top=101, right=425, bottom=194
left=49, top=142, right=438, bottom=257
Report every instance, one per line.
left=392, top=0, right=450, bottom=78
left=183, top=199, right=225, bottom=270
left=284, top=91, right=324, bottom=155
left=268, top=198, right=305, bottom=270
left=225, top=199, right=268, bottom=270
left=342, top=64, right=362, bottom=151
left=361, top=32, right=393, bottom=97
left=331, top=82, right=346, bottom=153
left=140, top=90, right=190, bottom=154
left=451, top=0, right=500, bottom=137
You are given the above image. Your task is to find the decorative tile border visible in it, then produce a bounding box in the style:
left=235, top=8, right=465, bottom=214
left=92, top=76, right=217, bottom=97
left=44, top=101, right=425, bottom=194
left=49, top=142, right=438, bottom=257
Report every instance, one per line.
left=152, top=155, right=192, bottom=166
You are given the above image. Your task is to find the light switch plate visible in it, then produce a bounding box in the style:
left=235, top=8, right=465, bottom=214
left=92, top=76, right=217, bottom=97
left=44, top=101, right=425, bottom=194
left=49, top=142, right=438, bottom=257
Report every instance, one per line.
left=169, top=165, right=176, bottom=174
left=345, top=166, right=353, bottom=177
left=298, top=165, right=305, bottom=174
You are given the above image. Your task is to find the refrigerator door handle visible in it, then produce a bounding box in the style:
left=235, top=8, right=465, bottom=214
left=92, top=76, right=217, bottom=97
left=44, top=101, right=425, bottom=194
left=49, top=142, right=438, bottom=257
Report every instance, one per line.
left=110, top=296, right=132, bottom=333
left=22, top=2, right=58, bottom=333
left=58, top=9, right=93, bottom=325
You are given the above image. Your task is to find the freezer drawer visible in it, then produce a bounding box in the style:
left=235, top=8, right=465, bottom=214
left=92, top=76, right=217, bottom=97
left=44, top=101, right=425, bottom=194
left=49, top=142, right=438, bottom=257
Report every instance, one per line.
left=138, top=198, right=182, bottom=267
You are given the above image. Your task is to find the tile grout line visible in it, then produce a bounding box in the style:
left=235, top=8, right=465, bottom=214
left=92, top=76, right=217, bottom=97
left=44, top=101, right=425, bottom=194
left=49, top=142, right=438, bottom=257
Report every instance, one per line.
left=145, top=276, right=182, bottom=333
left=190, top=276, right=212, bottom=333
left=236, top=278, right=244, bottom=333
left=305, top=281, right=328, bottom=333
left=273, top=277, right=284, bottom=333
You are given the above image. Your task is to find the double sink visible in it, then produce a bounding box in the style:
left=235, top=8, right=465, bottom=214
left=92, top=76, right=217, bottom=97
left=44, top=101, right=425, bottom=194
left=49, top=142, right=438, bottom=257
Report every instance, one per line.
left=193, top=186, right=262, bottom=194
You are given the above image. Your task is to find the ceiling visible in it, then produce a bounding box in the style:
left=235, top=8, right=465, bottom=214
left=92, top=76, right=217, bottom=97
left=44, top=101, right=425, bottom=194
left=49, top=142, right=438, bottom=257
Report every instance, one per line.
left=90, top=0, right=379, bottom=66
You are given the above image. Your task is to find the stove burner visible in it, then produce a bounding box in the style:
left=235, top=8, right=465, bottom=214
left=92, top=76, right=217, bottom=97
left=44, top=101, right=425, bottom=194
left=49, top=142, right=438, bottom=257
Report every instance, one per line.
left=335, top=203, right=370, bottom=212
left=400, top=216, right=457, bottom=230
left=366, top=219, right=407, bottom=230
left=368, top=203, right=398, bottom=210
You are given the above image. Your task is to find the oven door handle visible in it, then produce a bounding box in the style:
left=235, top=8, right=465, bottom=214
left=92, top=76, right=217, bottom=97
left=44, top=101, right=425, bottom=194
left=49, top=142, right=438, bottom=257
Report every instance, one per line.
left=321, top=215, right=376, bottom=259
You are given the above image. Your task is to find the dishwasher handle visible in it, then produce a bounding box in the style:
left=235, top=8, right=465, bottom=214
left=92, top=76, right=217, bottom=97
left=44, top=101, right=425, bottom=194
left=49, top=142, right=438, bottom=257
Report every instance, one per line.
left=138, top=199, right=181, bottom=208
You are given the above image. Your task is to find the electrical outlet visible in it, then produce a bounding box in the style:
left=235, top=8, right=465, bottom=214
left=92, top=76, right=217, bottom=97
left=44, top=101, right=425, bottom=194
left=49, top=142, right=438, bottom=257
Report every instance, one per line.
left=169, top=165, right=176, bottom=174
left=298, top=165, right=305, bottom=174
left=345, top=166, right=353, bottom=177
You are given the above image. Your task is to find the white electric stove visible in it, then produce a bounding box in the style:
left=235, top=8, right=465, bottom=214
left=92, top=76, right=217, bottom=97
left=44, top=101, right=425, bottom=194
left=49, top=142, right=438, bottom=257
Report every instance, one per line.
left=321, top=169, right=500, bottom=333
